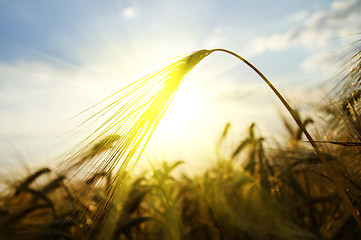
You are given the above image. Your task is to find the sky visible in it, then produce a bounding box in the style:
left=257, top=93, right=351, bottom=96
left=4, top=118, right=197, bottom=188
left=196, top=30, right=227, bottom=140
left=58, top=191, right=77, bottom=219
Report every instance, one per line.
left=0, top=0, right=360, bottom=171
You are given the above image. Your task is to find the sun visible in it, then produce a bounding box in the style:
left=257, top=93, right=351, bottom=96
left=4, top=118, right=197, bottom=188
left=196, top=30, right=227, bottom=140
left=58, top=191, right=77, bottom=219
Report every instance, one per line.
left=144, top=75, right=211, bottom=163
left=155, top=79, right=201, bottom=136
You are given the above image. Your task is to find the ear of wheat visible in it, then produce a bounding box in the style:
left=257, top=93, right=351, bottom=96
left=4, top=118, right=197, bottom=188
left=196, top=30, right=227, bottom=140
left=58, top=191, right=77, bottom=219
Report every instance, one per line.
left=61, top=50, right=212, bottom=238
left=63, top=50, right=211, bottom=177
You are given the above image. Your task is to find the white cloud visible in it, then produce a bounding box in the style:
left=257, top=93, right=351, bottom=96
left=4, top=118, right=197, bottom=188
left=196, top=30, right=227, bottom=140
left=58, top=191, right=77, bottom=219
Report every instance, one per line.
left=246, top=31, right=296, bottom=55
left=204, top=27, right=224, bottom=48
left=0, top=59, right=126, bottom=136
left=300, top=51, right=334, bottom=72
left=331, top=0, right=357, bottom=12
left=286, top=10, right=308, bottom=22
left=0, top=58, right=135, bottom=164
left=246, top=0, right=361, bottom=56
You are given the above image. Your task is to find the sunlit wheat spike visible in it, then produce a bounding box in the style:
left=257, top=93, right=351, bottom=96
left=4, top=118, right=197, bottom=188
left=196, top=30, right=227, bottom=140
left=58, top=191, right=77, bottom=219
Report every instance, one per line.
left=63, top=49, right=212, bottom=178
left=61, top=50, right=212, bottom=238
left=77, top=51, right=206, bottom=237
left=64, top=50, right=211, bottom=178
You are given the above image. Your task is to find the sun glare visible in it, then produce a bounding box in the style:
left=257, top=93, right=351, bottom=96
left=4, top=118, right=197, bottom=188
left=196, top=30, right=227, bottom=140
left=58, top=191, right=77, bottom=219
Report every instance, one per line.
left=155, top=80, right=201, bottom=136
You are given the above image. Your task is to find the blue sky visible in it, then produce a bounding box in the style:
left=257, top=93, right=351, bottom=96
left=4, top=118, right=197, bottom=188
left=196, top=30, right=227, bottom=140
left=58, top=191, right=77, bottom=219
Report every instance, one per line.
left=0, top=0, right=360, bottom=169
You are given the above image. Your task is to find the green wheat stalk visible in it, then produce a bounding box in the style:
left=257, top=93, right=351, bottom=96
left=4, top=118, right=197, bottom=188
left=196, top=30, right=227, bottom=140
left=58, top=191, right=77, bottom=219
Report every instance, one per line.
left=70, top=49, right=361, bottom=238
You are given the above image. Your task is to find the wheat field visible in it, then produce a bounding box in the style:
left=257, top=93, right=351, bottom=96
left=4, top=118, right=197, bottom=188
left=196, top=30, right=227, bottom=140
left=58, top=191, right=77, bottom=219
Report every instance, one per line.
left=1, top=45, right=361, bottom=240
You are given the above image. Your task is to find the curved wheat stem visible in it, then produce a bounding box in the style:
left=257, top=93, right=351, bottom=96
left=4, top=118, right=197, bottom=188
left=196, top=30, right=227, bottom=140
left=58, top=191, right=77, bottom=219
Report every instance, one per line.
left=69, top=48, right=361, bottom=238
left=209, top=48, right=361, bottom=228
